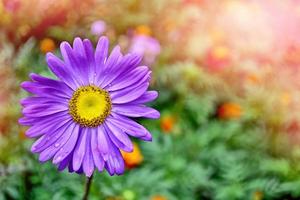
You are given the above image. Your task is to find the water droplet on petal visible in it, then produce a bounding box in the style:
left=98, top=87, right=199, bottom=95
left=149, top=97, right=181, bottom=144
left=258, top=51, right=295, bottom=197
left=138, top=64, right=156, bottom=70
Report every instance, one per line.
left=54, top=143, right=60, bottom=147
left=56, top=156, right=62, bottom=162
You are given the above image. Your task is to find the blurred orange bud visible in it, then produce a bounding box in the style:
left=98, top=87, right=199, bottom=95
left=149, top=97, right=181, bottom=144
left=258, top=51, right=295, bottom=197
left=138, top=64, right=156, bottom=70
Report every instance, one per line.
left=160, top=115, right=175, bottom=133
left=136, top=25, right=152, bottom=36
left=218, top=102, right=242, bottom=119
left=40, top=38, right=56, bottom=54
left=205, top=45, right=231, bottom=71
left=252, top=191, right=263, bottom=200
left=151, top=195, right=168, bottom=200
left=121, top=143, right=143, bottom=169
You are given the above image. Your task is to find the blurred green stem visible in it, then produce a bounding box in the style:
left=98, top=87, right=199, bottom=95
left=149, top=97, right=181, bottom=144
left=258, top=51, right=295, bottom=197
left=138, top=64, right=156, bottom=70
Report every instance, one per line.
left=82, top=174, right=93, bottom=200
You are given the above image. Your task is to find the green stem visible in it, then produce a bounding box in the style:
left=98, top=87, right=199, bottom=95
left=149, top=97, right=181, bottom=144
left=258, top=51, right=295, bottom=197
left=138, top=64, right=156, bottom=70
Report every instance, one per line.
left=82, top=174, right=93, bottom=200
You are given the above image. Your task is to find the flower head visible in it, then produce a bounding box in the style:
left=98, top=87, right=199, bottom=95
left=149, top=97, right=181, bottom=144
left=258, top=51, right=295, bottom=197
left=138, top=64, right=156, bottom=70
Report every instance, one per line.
left=91, top=20, right=107, bottom=36
left=19, top=36, right=160, bottom=177
left=217, top=102, right=242, bottom=120
left=160, top=115, right=175, bottom=133
left=129, top=35, right=160, bottom=65
left=39, top=38, right=56, bottom=54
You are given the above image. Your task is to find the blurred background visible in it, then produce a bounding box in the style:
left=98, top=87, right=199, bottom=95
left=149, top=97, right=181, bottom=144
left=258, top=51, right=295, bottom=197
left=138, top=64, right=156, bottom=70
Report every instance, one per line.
left=1, top=0, right=300, bottom=199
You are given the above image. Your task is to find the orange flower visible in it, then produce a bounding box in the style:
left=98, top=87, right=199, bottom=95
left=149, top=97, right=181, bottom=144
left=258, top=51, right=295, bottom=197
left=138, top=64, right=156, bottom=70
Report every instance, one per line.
left=39, top=38, right=56, bottom=53
left=136, top=25, right=152, bottom=36
left=218, top=102, right=242, bottom=119
left=121, top=143, right=143, bottom=169
left=160, top=115, right=175, bottom=133
left=151, top=195, right=168, bottom=200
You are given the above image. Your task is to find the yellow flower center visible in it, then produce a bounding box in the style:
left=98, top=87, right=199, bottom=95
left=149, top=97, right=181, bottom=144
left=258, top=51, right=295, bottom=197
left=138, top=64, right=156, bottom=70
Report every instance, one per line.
left=69, top=85, right=111, bottom=127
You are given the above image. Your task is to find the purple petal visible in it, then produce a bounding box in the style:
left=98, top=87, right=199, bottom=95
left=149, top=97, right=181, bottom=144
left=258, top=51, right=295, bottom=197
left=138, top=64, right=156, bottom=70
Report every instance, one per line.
left=95, top=36, right=109, bottom=77
left=38, top=121, right=74, bottom=162
left=21, top=81, right=70, bottom=99
left=108, top=114, right=152, bottom=141
left=106, top=66, right=150, bottom=91
left=83, top=39, right=96, bottom=83
left=31, top=119, right=73, bottom=153
left=97, top=125, right=110, bottom=160
left=20, top=97, right=68, bottom=107
left=60, top=41, right=86, bottom=86
left=104, top=121, right=133, bottom=152
left=22, top=111, right=69, bottom=132
left=105, top=146, right=125, bottom=176
left=82, top=130, right=95, bottom=177
left=72, top=128, right=87, bottom=171
left=112, top=105, right=160, bottom=119
left=98, top=53, right=142, bottom=88
left=72, top=38, right=90, bottom=85
left=46, top=53, right=79, bottom=90
left=97, top=45, right=123, bottom=86
left=23, top=104, right=68, bottom=118
left=110, top=82, right=149, bottom=104
left=26, top=114, right=71, bottom=138
left=130, top=91, right=158, bottom=104
left=53, top=124, right=79, bottom=164
left=57, top=153, right=72, bottom=171
left=91, top=128, right=104, bottom=171
left=29, top=73, right=73, bottom=95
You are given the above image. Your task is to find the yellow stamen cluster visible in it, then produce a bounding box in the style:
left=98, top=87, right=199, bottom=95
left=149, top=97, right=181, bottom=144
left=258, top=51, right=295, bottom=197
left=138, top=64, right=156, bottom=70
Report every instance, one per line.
left=69, top=85, right=111, bottom=127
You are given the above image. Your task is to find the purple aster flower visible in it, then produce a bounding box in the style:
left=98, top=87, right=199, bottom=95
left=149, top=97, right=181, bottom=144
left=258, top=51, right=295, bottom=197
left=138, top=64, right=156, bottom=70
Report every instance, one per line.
left=91, top=20, right=107, bottom=36
left=19, top=36, right=160, bottom=177
left=129, top=35, right=161, bottom=65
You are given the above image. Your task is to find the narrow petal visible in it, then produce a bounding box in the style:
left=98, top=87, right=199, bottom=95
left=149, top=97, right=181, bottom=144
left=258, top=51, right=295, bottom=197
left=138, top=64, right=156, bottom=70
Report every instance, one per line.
left=57, top=154, right=72, bottom=171
left=104, top=121, right=133, bottom=152
left=91, top=128, right=104, bottom=171
left=72, top=38, right=90, bottom=85
left=108, top=114, right=152, bottom=141
left=38, top=121, right=74, bottom=162
left=106, top=66, right=150, bottom=91
left=95, top=36, right=109, bottom=76
left=20, top=97, right=68, bottom=107
left=83, top=39, right=96, bottom=83
left=29, top=73, right=73, bottom=95
left=98, top=53, right=142, bottom=88
left=46, top=53, right=79, bottom=90
left=97, top=125, right=110, bottom=160
left=82, top=130, right=95, bottom=177
left=26, top=114, right=70, bottom=138
left=31, top=119, right=73, bottom=153
left=72, top=128, right=87, bottom=171
left=60, top=41, right=86, bottom=85
left=23, top=104, right=68, bottom=118
left=97, top=45, right=123, bottom=86
left=21, top=81, right=70, bottom=99
left=130, top=91, right=158, bottom=104
left=112, top=105, right=160, bottom=119
left=105, top=146, right=125, bottom=176
left=53, top=124, right=79, bottom=164
left=110, top=82, right=149, bottom=104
